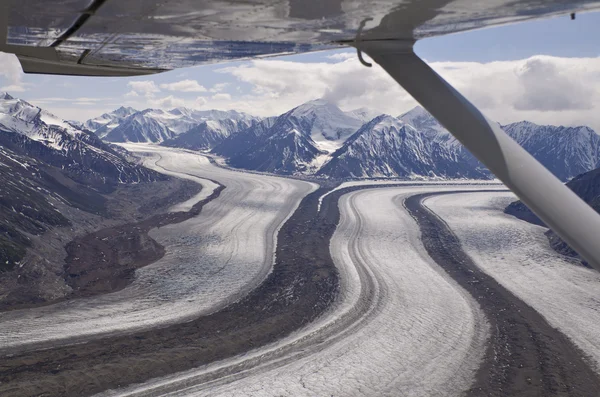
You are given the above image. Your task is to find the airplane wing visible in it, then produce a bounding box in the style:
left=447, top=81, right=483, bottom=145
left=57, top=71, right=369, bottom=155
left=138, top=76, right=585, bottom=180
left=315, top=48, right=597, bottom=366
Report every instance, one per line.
left=2, top=0, right=600, bottom=76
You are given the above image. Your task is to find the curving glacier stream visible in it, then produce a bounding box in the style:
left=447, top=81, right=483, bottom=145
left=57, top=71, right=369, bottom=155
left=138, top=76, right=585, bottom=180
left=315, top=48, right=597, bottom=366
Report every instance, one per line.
left=4, top=153, right=597, bottom=397
left=0, top=145, right=316, bottom=354
left=99, top=185, right=505, bottom=397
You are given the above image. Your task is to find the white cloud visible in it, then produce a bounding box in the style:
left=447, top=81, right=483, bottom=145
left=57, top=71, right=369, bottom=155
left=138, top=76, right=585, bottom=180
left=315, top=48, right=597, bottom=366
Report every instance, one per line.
left=513, top=57, right=593, bottom=111
left=0, top=52, right=27, bottom=93
left=326, top=52, right=356, bottom=61
left=159, top=79, right=207, bottom=92
left=126, top=80, right=160, bottom=97
left=209, top=83, right=230, bottom=93
left=212, top=93, right=232, bottom=101
left=149, top=95, right=187, bottom=109
left=213, top=55, right=600, bottom=131
left=195, top=96, right=208, bottom=107
left=1, top=84, right=27, bottom=92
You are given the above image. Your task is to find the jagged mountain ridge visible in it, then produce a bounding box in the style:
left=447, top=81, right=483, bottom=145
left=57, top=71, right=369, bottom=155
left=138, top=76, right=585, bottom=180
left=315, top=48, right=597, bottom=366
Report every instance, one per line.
left=318, top=115, right=488, bottom=179
left=87, top=106, right=258, bottom=144
left=0, top=93, right=168, bottom=272
left=0, top=93, right=163, bottom=190
left=213, top=102, right=600, bottom=180
left=502, top=121, right=600, bottom=181
left=161, top=116, right=260, bottom=151
left=85, top=106, right=138, bottom=138
left=212, top=111, right=325, bottom=174
left=84, top=98, right=600, bottom=181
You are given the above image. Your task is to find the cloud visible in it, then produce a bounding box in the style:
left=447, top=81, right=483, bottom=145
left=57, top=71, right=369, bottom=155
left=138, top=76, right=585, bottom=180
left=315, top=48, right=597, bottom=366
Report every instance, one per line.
left=211, top=93, right=231, bottom=101
left=0, top=52, right=27, bottom=92
left=513, top=57, right=593, bottom=111
left=1, top=84, right=27, bottom=92
left=126, top=80, right=160, bottom=97
left=209, top=83, right=230, bottom=93
left=159, top=79, right=207, bottom=92
left=149, top=95, right=187, bottom=108
left=213, top=54, right=600, bottom=131
left=326, top=52, right=356, bottom=61
left=195, top=96, right=208, bottom=107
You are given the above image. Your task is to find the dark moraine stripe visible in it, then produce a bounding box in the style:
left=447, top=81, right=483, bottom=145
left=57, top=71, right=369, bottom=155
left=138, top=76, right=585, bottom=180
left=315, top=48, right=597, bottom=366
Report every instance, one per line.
left=0, top=185, right=341, bottom=397
left=404, top=191, right=600, bottom=397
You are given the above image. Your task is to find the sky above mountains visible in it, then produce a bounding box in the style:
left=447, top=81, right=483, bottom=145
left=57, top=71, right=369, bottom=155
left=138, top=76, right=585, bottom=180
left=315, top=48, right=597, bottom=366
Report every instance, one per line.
left=1, top=11, right=600, bottom=130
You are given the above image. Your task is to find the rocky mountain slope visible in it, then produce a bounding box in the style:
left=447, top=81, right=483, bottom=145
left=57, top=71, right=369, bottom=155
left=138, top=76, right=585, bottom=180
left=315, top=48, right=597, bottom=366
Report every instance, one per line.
left=502, top=121, right=600, bottom=181
left=86, top=99, right=600, bottom=181
left=212, top=102, right=600, bottom=180
left=211, top=99, right=366, bottom=174
left=0, top=93, right=199, bottom=308
left=85, top=106, right=138, bottom=138
left=318, top=115, right=488, bottom=179
left=0, top=93, right=160, bottom=190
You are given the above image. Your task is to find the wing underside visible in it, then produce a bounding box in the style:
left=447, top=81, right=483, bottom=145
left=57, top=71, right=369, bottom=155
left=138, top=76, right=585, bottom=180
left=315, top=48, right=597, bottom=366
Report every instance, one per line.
left=2, top=0, right=600, bottom=76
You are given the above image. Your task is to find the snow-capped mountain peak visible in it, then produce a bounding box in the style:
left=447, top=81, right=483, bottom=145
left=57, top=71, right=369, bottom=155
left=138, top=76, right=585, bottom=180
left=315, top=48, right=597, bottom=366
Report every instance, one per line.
left=113, top=106, right=138, bottom=118
left=0, top=94, right=85, bottom=145
left=287, top=99, right=364, bottom=152
left=345, top=107, right=380, bottom=123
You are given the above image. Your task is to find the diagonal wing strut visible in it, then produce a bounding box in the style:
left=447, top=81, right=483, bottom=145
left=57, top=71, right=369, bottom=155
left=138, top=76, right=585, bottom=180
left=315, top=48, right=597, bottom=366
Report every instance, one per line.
left=357, top=40, right=600, bottom=271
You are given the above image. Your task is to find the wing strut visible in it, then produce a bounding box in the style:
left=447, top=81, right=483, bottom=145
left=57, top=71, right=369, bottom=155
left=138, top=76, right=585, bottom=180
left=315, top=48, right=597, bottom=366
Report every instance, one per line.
left=358, top=40, right=600, bottom=271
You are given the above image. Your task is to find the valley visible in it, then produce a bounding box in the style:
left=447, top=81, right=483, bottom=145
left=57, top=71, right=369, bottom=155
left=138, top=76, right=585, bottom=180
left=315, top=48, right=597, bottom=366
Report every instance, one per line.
left=1, top=93, right=600, bottom=396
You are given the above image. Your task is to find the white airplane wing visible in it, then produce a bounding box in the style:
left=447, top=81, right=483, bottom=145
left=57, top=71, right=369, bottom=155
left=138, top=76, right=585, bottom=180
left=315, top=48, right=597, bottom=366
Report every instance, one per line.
left=1, top=0, right=599, bottom=76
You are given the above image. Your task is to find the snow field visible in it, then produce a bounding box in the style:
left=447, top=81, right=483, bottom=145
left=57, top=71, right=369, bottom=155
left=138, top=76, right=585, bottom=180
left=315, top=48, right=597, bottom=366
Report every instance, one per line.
left=105, top=185, right=491, bottom=397
left=425, top=192, right=600, bottom=370
left=121, top=143, right=219, bottom=212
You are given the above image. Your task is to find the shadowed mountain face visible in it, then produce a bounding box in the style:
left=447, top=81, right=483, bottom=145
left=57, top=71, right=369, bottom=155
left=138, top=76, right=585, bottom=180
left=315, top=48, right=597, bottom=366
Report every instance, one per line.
left=317, top=115, right=488, bottom=179
left=0, top=93, right=166, bottom=272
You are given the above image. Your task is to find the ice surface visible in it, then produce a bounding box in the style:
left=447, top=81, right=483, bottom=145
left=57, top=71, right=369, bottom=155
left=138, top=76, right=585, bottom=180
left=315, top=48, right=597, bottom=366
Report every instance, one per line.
left=0, top=146, right=315, bottom=353
left=317, top=179, right=502, bottom=212
left=119, top=143, right=219, bottom=212
left=101, top=185, right=494, bottom=397
left=426, top=192, right=600, bottom=370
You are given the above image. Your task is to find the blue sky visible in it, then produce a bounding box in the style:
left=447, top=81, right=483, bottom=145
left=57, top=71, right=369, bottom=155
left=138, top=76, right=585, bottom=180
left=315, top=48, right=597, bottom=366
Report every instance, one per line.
left=1, top=11, right=600, bottom=128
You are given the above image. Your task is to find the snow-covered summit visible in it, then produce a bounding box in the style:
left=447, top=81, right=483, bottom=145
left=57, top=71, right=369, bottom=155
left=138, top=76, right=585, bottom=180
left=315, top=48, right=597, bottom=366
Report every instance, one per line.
left=0, top=93, right=86, bottom=147
left=0, top=93, right=160, bottom=185
left=345, top=107, right=380, bottom=123
left=86, top=106, right=259, bottom=143
left=287, top=99, right=364, bottom=152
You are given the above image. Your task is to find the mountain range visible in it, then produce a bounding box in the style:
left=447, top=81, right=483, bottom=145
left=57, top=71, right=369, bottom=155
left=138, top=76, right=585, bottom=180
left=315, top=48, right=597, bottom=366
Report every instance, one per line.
left=70, top=97, right=600, bottom=181
left=0, top=93, right=165, bottom=272
left=85, top=105, right=259, bottom=147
